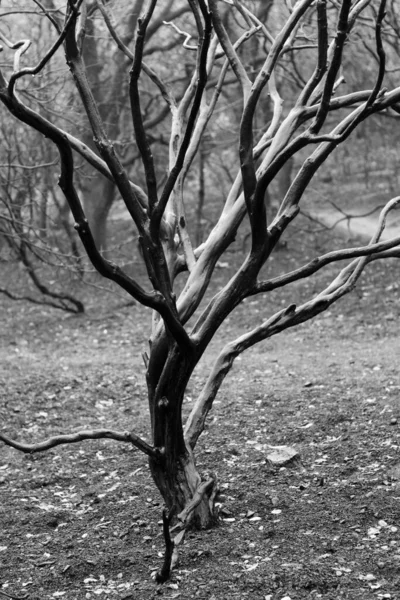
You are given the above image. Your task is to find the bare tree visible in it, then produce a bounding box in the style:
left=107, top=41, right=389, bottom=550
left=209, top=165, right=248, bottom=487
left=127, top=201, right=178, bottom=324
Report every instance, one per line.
left=1, top=0, right=400, bottom=581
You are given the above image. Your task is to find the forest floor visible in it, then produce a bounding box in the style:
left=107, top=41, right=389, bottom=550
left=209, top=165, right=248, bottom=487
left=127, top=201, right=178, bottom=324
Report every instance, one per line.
left=1, top=218, right=400, bottom=600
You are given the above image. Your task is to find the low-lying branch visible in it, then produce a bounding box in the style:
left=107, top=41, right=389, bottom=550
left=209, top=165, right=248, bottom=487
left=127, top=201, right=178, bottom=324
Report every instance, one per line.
left=0, top=428, right=157, bottom=458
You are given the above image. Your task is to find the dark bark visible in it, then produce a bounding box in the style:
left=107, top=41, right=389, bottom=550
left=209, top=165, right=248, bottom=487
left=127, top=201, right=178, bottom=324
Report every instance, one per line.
left=150, top=448, right=215, bottom=530
left=147, top=342, right=216, bottom=529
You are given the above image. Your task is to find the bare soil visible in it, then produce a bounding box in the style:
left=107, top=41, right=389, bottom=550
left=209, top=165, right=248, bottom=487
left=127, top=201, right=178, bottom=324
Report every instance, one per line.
left=1, top=223, right=400, bottom=600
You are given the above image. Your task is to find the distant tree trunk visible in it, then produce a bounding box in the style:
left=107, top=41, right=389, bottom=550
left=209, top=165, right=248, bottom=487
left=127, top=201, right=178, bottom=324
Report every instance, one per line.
left=38, top=192, right=48, bottom=238
left=82, top=177, right=115, bottom=255
left=195, top=143, right=206, bottom=247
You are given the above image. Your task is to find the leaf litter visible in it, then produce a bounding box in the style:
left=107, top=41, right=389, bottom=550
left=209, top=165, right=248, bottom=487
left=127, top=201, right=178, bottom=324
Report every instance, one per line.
left=1, top=245, right=400, bottom=599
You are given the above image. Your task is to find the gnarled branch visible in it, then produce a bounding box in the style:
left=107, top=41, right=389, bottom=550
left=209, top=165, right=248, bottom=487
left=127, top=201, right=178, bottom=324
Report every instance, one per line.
left=0, top=428, right=157, bottom=458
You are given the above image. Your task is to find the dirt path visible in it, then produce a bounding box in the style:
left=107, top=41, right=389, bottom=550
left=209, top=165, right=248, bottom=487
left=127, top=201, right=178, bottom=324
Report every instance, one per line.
left=310, top=204, right=400, bottom=242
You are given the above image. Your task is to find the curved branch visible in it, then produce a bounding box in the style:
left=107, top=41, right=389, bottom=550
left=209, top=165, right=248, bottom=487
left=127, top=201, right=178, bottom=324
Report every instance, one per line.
left=309, top=0, right=352, bottom=134
left=0, top=33, right=31, bottom=73
left=0, top=428, right=157, bottom=458
left=0, top=286, right=83, bottom=314
left=177, top=477, right=215, bottom=525
left=163, top=20, right=197, bottom=51
left=255, top=232, right=400, bottom=295
left=129, top=0, right=159, bottom=209
left=185, top=306, right=293, bottom=449
left=6, top=1, right=82, bottom=95
left=31, top=0, right=62, bottom=33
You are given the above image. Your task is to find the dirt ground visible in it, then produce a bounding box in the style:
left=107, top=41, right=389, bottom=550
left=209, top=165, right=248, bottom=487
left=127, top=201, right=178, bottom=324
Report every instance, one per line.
left=1, top=224, right=400, bottom=600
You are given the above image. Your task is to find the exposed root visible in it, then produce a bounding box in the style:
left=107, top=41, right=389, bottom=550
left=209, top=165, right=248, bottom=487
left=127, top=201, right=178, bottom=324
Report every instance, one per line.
left=156, top=475, right=218, bottom=582
left=155, top=508, right=175, bottom=583
left=177, top=477, right=215, bottom=526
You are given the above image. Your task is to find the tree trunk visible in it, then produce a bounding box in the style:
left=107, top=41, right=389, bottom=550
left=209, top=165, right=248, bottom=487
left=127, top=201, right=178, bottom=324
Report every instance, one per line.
left=147, top=343, right=217, bottom=530
left=149, top=446, right=216, bottom=529
left=82, top=177, right=115, bottom=255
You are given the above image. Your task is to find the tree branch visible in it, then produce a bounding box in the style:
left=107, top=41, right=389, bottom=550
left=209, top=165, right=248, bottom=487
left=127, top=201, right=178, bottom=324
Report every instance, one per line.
left=240, top=0, right=315, bottom=250
left=296, top=0, right=328, bottom=107
left=129, top=0, right=159, bottom=210
left=255, top=232, right=400, bottom=294
left=177, top=477, right=215, bottom=525
left=6, top=1, right=82, bottom=95
left=208, top=0, right=252, bottom=103
left=0, top=428, right=157, bottom=458
left=185, top=194, right=400, bottom=447
left=152, top=4, right=213, bottom=234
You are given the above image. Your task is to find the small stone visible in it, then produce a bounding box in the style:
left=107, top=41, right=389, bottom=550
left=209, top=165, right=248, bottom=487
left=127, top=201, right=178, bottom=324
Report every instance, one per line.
left=365, top=398, right=376, bottom=404
left=266, top=446, right=300, bottom=468
left=390, top=418, right=398, bottom=425
left=387, top=464, right=400, bottom=480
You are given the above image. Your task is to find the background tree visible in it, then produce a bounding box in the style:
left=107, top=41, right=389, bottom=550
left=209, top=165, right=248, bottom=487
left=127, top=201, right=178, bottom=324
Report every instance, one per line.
left=0, top=0, right=194, bottom=309
left=1, top=0, right=400, bottom=581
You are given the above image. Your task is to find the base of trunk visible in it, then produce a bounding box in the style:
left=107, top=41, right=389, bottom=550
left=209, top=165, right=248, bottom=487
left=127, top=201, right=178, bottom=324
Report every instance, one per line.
left=150, top=448, right=218, bottom=582
left=150, top=449, right=218, bottom=530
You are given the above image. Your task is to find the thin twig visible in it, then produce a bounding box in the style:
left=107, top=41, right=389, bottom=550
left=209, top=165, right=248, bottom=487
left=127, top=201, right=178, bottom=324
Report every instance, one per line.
left=163, top=21, right=197, bottom=50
